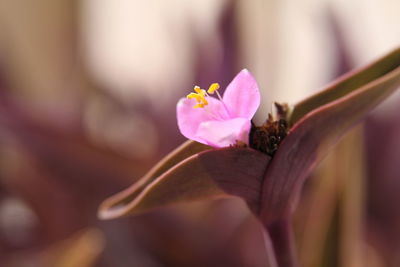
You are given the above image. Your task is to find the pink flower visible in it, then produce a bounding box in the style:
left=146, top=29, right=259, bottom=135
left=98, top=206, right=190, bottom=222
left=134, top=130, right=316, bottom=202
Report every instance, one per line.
left=177, top=69, right=260, bottom=147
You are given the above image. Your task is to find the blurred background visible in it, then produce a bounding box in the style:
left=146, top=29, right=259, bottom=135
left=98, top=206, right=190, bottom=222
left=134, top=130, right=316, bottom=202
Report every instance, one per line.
left=0, top=0, right=399, bottom=266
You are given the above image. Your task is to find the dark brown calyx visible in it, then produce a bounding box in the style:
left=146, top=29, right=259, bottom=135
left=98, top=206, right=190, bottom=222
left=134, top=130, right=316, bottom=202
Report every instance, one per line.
left=249, top=102, right=289, bottom=156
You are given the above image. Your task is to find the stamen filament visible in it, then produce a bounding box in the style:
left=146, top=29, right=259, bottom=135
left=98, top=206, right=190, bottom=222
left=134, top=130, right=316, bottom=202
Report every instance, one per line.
left=215, top=90, right=223, bottom=101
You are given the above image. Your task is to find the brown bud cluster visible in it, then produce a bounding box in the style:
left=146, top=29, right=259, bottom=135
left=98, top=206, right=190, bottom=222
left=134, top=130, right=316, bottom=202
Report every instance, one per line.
left=249, top=103, right=289, bottom=156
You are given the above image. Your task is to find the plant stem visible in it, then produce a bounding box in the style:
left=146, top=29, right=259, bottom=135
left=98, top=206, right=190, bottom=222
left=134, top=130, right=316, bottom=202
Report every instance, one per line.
left=265, top=219, right=298, bottom=267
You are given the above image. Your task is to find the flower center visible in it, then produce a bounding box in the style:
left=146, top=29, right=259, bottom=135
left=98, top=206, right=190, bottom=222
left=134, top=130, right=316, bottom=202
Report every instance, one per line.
left=186, top=83, right=221, bottom=108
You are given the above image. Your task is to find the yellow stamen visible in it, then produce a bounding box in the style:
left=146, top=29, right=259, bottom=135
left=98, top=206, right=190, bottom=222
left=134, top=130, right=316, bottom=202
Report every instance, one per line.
left=194, top=86, right=207, bottom=98
left=207, top=83, right=220, bottom=94
left=186, top=92, right=201, bottom=101
left=186, top=85, right=209, bottom=108
left=186, top=82, right=219, bottom=109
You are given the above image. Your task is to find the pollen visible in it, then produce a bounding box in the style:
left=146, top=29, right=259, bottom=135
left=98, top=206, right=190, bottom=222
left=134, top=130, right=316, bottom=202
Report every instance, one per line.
left=186, top=85, right=209, bottom=108
left=187, top=92, right=201, bottom=101
left=207, top=83, right=220, bottom=94
left=194, top=86, right=206, bottom=96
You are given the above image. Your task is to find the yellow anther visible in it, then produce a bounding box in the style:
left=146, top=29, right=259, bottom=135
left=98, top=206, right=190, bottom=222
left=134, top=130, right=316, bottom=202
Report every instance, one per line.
left=186, top=85, right=211, bottom=108
left=187, top=92, right=201, bottom=101
left=194, top=86, right=206, bottom=97
left=207, top=83, right=220, bottom=94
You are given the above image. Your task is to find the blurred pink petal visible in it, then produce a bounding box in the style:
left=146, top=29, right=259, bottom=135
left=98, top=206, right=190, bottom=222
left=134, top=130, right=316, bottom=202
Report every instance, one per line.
left=176, top=69, right=260, bottom=147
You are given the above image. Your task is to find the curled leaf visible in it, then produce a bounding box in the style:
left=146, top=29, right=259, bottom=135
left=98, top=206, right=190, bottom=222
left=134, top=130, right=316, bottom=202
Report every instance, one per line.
left=98, top=140, right=211, bottom=218
left=99, top=146, right=270, bottom=219
left=260, top=47, right=400, bottom=224
left=290, top=47, right=400, bottom=125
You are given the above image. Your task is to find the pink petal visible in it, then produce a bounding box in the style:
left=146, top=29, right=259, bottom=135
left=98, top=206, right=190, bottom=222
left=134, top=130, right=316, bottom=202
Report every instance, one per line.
left=176, top=97, right=227, bottom=144
left=195, top=117, right=251, bottom=147
left=222, top=69, right=260, bottom=119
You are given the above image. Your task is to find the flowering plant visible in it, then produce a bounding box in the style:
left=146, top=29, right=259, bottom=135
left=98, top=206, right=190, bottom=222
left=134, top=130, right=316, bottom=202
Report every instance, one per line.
left=99, top=48, right=400, bottom=267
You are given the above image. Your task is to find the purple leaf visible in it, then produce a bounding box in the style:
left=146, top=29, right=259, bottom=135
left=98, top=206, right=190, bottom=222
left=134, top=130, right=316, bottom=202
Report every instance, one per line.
left=99, top=147, right=270, bottom=219
left=260, top=47, right=400, bottom=224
